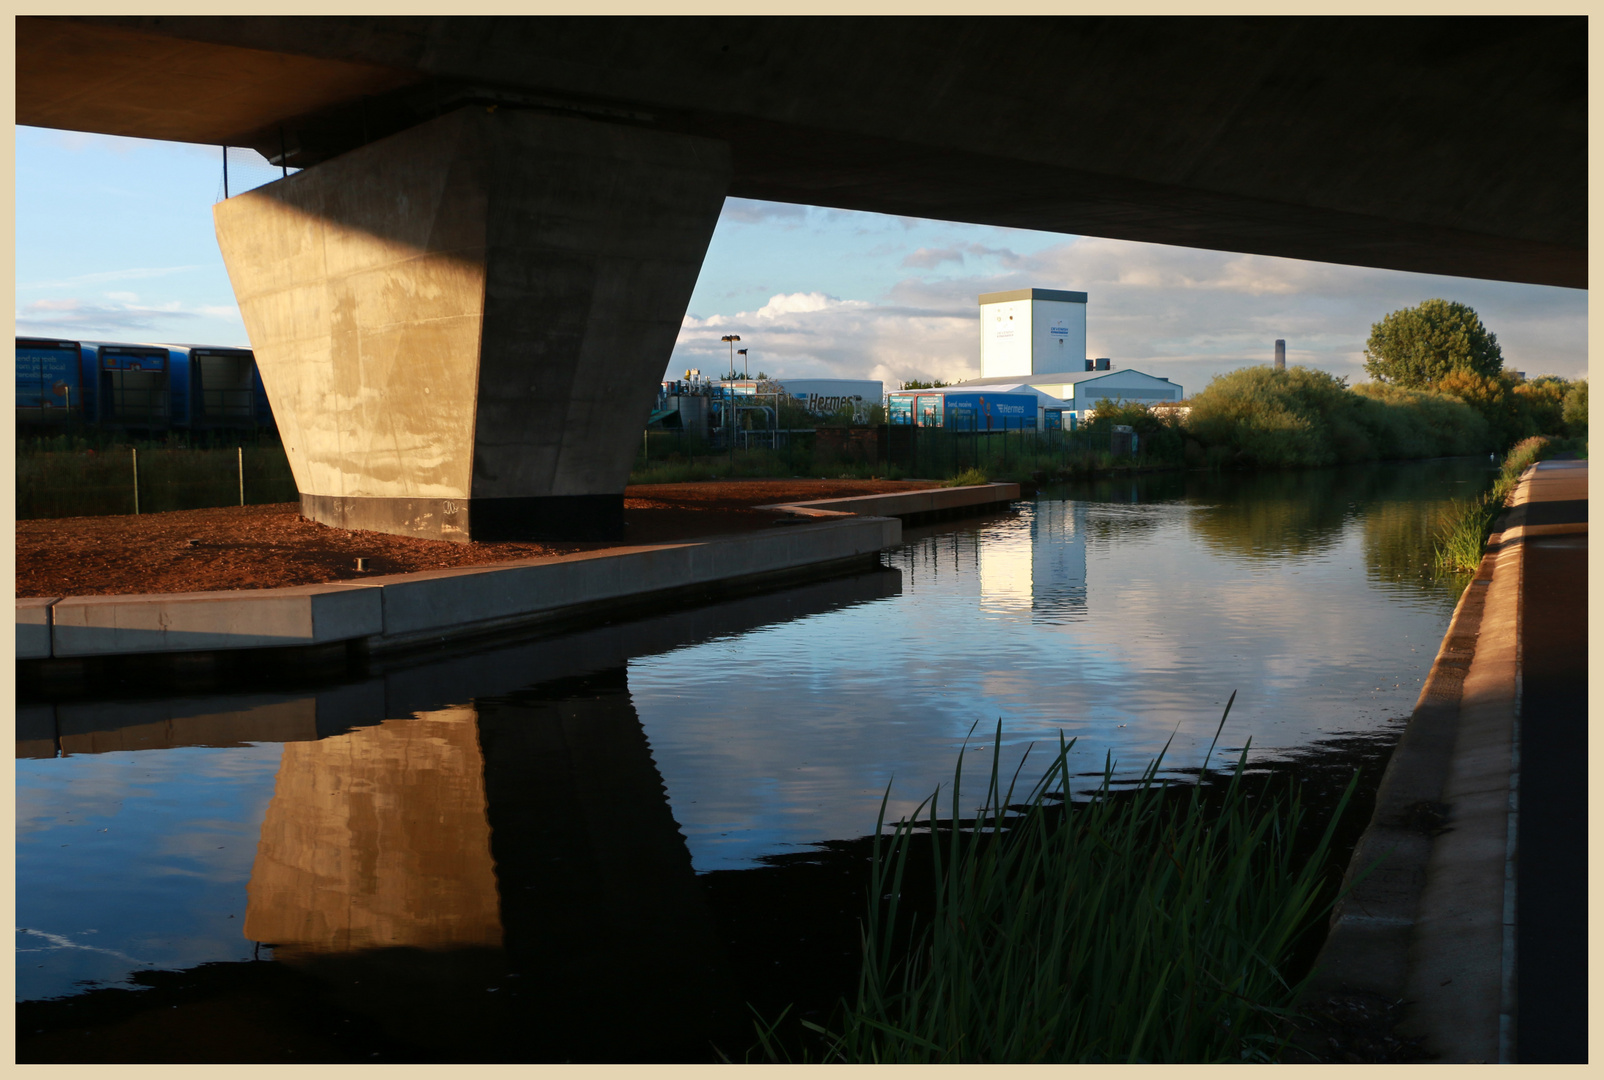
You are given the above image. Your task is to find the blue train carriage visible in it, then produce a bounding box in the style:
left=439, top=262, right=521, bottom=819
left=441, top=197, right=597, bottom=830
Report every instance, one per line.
left=16, top=337, right=274, bottom=434
left=15, top=337, right=86, bottom=425
left=166, top=344, right=274, bottom=431
left=76, top=341, right=183, bottom=431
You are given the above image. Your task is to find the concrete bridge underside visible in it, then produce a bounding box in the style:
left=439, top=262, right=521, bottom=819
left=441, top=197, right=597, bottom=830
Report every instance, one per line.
left=18, top=16, right=1586, bottom=540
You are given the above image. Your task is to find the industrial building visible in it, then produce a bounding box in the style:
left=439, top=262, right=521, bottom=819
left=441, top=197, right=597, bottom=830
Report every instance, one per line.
left=653, top=374, right=884, bottom=439
left=954, top=367, right=1183, bottom=417
left=979, top=288, right=1088, bottom=380
left=781, top=378, right=882, bottom=418
left=964, top=288, right=1184, bottom=419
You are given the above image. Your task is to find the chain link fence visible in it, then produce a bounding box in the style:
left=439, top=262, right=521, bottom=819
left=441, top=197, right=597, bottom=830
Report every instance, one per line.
left=17, top=445, right=299, bottom=519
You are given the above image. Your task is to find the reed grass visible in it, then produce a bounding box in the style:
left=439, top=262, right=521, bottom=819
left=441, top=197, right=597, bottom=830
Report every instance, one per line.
left=1432, top=435, right=1577, bottom=574
left=1432, top=495, right=1502, bottom=575
left=754, top=701, right=1359, bottom=1064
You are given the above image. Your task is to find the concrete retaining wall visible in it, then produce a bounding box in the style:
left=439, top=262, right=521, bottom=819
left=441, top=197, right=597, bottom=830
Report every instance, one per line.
left=763, top=481, right=1019, bottom=520
left=16, top=597, right=56, bottom=660
left=18, top=515, right=901, bottom=661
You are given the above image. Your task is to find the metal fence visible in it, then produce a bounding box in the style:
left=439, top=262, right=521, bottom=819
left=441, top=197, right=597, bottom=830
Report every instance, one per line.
left=885, top=425, right=1117, bottom=477
left=636, top=423, right=1134, bottom=478
left=16, top=446, right=298, bottom=519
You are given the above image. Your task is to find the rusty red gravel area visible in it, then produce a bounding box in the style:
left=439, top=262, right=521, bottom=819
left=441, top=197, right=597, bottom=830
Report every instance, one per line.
left=15, top=479, right=935, bottom=598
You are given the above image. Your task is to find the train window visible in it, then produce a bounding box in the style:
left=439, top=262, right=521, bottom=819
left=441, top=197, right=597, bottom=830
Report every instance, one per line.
left=195, top=351, right=256, bottom=421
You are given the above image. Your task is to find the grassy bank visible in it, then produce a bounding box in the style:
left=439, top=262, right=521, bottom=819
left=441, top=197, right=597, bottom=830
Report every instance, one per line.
left=753, top=710, right=1360, bottom=1064
left=1432, top=435, right=1584, bottom=574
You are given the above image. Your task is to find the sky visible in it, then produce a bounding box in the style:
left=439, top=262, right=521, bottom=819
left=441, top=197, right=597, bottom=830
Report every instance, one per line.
left=16, top=124, right=1588, bottom=398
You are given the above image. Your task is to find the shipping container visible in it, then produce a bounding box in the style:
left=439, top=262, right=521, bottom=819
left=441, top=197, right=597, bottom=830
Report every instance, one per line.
left=886, top=390, right=1039, bottom=431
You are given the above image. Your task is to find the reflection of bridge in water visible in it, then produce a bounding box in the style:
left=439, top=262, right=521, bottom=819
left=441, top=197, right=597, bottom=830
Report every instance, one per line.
left=245, top=677, right=741, bottom=1056
left=16, top=568, right=899, bottom=1059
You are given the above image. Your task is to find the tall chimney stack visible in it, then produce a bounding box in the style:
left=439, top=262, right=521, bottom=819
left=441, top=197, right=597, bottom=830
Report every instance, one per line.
left=1274, top=339, right=1286, bottom=371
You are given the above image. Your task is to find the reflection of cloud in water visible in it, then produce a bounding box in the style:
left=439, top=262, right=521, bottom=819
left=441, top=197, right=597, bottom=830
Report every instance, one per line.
left=16, top=928, right=147, bottom=966
left=635, top=471, right=1467, bottom=870
left=16, top=743, right=284, bottom=1002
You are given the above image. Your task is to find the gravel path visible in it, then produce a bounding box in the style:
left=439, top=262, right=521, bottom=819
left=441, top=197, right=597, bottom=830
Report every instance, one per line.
left=16, top=479, right=934, bottom=598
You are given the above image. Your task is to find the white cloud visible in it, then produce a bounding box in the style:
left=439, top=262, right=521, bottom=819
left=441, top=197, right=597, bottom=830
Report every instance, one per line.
left=15, top=296, right=241, bottom=338
left=675, top=229, right=1588, bottom=393
left=719, top=198, right=810, bottom=226
left=901, top=242, right=1023, bottom=270
left=675, top=290, right=977, bottom=387
left=20, top=265, right=205, bottom=291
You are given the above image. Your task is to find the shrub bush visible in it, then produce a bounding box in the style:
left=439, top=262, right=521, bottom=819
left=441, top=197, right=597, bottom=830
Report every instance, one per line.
left=1186, top=367, right=1494, bottom=468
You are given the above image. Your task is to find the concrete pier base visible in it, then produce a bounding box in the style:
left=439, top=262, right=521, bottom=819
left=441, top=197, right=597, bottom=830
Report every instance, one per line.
left=215, top=107, right=730, bottom=541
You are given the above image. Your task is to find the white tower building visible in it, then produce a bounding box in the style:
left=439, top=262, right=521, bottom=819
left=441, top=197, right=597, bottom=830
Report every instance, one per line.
left=978, top=288, right=1088, bottom=380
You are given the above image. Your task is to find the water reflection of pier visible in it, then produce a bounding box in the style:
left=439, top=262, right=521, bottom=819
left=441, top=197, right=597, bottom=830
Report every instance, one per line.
left=243, top=674, right=743, bottom=1056
left=18, top=567, right=900, bottom=1060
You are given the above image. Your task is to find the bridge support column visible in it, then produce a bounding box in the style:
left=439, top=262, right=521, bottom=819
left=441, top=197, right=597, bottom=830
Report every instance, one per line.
left=215, top=107, right=729, bottom=540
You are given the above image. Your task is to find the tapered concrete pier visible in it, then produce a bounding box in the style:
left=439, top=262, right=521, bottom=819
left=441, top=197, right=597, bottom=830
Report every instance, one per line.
left=214, top=107, right=730, bottom=540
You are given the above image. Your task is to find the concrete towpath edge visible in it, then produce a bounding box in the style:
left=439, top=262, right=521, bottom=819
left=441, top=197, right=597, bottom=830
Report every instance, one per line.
left=15, top=483, right=1020, bottom=663
left=1292, top=461, right=1583, bottom=1063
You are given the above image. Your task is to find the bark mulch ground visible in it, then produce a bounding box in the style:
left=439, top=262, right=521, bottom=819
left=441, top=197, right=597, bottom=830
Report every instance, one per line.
left=16, top=479, right=936, bottom=598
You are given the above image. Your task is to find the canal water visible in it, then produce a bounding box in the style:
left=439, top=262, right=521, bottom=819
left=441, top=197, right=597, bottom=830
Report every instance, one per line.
left=16, top=457, right=1496, bottom=1062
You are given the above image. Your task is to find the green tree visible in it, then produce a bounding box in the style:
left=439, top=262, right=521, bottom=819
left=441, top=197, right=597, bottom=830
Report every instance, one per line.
left=1363, top=299, right=1504, bottom=389
left=1562, top=378, right=1588, bottom=439
left=1512, top=375, right=1570, bottom=437
left=1436, top=368, right=1542, bottom=451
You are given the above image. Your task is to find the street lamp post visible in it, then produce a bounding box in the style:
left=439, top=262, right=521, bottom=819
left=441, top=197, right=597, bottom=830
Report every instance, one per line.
left=720, top=333, right=741, bottom=457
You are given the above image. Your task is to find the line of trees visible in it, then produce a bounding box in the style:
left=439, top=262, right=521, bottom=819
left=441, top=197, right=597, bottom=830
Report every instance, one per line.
left=1090, top=299, right=1584, bottom=470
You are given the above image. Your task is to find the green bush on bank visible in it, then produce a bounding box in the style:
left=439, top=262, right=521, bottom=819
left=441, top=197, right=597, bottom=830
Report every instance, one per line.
left=1186, top=366, right=1491, bottom=469
left=1562, top=379, right=1588, bottom=441
left=941, top=466, right=990, bottom=487
left=1348, top=382, right=1491, bottom=459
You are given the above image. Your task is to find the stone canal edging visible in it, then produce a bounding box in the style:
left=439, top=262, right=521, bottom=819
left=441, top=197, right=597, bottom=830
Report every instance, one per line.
left=18, top=515, right=900, bottom=662
left=761, top=481, right=1019, bottom=526
left=15, top=484, right=1019, bottom=664
left=1296, top=461, right=1586, bottom=1063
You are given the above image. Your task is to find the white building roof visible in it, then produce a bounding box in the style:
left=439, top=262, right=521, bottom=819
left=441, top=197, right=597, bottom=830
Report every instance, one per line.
left=952, top=368, right=1177, bottom=388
